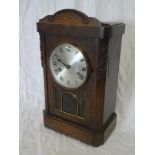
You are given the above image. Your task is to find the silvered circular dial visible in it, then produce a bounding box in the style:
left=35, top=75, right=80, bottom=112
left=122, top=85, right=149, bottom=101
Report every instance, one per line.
left=49, top=43, right=88, bottom=89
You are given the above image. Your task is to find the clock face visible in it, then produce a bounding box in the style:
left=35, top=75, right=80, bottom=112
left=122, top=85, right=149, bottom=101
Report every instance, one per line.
left=49, top=43, right=88, bottom=89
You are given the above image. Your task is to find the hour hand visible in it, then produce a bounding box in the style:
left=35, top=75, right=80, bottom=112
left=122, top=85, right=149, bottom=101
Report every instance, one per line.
left=56, top=58, right=71, bottom=69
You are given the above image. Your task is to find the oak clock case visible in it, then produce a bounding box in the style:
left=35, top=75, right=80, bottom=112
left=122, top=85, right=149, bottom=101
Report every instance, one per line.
left=37, top=9, right=125, bottom=146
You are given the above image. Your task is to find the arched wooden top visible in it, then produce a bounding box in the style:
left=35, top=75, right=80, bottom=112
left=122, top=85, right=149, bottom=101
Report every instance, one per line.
left=37, top=9, right=126, bottom=38
left=51, top=9, right=89, bottom=24
left=39, top=9, right=101, bottom=27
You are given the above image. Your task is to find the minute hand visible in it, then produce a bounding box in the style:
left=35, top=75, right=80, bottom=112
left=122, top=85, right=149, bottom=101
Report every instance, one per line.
left=57, top=59, right=71, bottom=69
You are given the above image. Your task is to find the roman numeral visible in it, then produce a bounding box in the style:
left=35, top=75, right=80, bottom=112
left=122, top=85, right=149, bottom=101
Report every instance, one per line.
left=59, top=47, right=63, bottom=53
left=75, top=51, right=78, bottom=55
left=67, top=80, right=71, bottom=85
left=82, top=67, right=86, bottom=71
left=80, top=58, right=84, bottom=62
left=76, top=72, right=84, bottom=80
left=54, top=69, right=59, bottom=75
left=58, top=68, right=62, bottom=71
left=53, top=61, right=57, bottom=65
left=66, top=48, right=71, bottom=52
left=60, top=76, right=64, bottom=81
left=79, top=74, right=84, bottom=80
left=54, top=68, right=62, bottom=74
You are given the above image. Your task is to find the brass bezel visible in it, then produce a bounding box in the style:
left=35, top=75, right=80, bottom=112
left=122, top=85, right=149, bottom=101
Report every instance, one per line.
left=48, top=42, right=91, bottom=91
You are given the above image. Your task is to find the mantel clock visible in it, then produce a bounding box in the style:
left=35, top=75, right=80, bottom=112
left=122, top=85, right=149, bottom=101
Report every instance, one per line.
left=37, top=9, right=125, bottom=146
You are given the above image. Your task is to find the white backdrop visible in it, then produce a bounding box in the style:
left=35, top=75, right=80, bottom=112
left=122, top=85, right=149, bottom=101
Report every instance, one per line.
left=19, top=0, right=135, bottom=155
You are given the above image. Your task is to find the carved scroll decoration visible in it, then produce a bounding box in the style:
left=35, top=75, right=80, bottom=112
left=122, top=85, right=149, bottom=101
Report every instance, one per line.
left=97, top=40, right=109, bottom=80
left=39, top=33, right=45, bottom=67
left=40, top=9, right=89, bottom=24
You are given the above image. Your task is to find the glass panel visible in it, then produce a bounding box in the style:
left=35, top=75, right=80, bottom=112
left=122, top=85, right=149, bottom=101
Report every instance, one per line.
left=62, top=94, right=77, bottom=115
left=55, top=87, right=61, bottom=110
left=78, top=96, right=84, bottom=118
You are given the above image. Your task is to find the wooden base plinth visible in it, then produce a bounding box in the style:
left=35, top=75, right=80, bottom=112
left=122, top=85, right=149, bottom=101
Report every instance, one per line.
left=43, top=110, right=116, bottom=146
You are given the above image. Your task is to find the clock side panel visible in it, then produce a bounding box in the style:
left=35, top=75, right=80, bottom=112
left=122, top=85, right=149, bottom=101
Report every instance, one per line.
left=91, top=24, right=125, bottom=130
left=44, top=34, right=98, bottom=128
left=39, top=32, right=49, bottom=113
left=90, top=38, right=109, bottom=129
left=103, top=24, right=125, bottom=125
